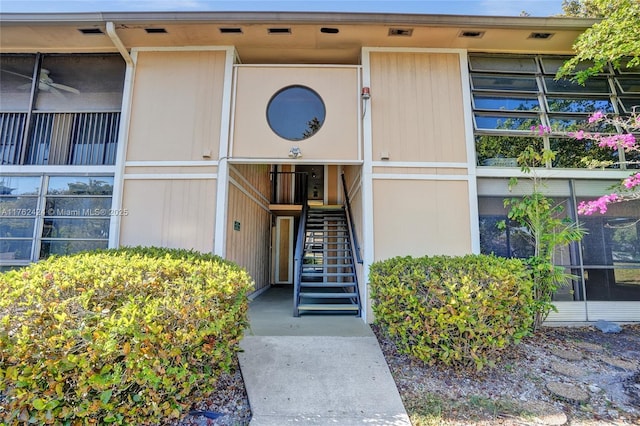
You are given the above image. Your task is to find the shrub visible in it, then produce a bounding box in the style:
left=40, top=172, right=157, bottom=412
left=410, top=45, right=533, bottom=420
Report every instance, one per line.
left=370, top=254, right=534, bottom=371
left=0, top=246, right=253, bottom=425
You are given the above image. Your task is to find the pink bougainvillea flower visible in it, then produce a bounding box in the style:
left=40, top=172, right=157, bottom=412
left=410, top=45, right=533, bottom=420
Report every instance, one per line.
left=597, top=134, right=636, bottom=150
left=588, top=111, right=605, bottom=124
left=623, top=173, right=640, bottom=189
left=530, top=124, right=551, bottom=136
left=578, top=193, right=620, bottom=215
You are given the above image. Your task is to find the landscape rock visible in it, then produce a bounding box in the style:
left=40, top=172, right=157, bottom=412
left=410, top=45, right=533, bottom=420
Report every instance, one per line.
left=551, top=348, right=583, bottom=361
left=594, top=320, right=622, bottom=334
left=546, top=382, right=590, bottom=403
left=550, top=361, right=585, bottom=378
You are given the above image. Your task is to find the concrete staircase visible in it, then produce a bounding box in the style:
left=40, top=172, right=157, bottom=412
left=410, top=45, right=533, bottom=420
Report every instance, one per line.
left=294, top=206, right=361, bottom=316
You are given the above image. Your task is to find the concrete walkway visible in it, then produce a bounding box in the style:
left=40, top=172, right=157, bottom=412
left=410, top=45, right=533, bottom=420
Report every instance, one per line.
left=238, top=287, right=411, bottom=425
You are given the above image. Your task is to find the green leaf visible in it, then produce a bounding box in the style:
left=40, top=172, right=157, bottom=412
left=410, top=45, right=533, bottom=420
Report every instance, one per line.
left=32, top=398, right=47, bottom=410
left=100, top=389, right=113, bottom=405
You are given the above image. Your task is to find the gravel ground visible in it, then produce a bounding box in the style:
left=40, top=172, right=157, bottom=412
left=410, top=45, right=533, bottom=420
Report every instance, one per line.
left=375, top=323, right=640, bottom=425
left=166, top=324, right=640, bottom=426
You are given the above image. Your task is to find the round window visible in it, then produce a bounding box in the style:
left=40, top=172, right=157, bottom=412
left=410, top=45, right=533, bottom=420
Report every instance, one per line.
left=266, top=85, right=326, bottom=141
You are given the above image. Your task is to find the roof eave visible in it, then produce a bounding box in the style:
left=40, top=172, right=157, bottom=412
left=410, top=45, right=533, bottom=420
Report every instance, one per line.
left=0, top=11, right=600, bottom=30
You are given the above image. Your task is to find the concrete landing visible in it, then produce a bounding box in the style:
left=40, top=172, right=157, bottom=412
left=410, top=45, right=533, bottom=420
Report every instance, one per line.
left=238, top=287, right=411, bottom=425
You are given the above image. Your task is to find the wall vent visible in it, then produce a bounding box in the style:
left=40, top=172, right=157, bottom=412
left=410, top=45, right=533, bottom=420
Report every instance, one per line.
left=268, top=28, right=292, bottom=34
left=78, top=28, right=104, bottom=35
left=320, top=27, right=339, bottom=34
left=459, top=30, right=485, bottom=38
left=529, top=32, right=554, bottom=39
left=145, top=28, right=167, bottom=34
left=219, top=27, right=243, bottom=34
left=388, top=28, right=413, bottom=37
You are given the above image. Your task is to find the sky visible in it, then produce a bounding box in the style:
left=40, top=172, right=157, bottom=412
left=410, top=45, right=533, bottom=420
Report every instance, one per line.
left=0, top=0, right=566, bottom=17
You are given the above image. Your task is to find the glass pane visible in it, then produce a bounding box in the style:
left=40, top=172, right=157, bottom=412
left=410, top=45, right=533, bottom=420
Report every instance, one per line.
left=618, top=97, right=640, bottom=113
left=473, top=95, right=539, bottom=111
left=550, top=138, right=621, bottom=168
left=469, top=56, right=537, bottom=73
left=0, top=239, right=32, bottom=260
left=45, top=197, right=112, bottom=216
left=0, top=197, right=39, bottom=216
left=0, top=176, right=41, bottom=195
left=509, top=223, right=535, bottom=258
left=579, top=200, right=640, bottom=266
left=479, top=215, right=509, bottom=257
left=42, top=218, right=110, bottom=239
left=544, top=77, right=610, bottom=94
left=546, top=97, right=613, bottom=113
left=0, top=218, right=36, bottom=238
left=584, top=268, right=640, bottom=301
left=549, top=115, right=617, bottom=133
left=36, top=54, right=126, bottom=112
left=625, top=145, right=640, bottom=169
left=616, top=58, right=640, bottom=74
left=40, top=239, right=108, bottom=259
left=474, top=114, right=541, bottom=131
left=0, top=54, right=36, bottom=111
left=476, top=135, right=542, bottom=165
left=47, top=176, right=114, bottom=195
left=540, top=57, right=598, bottom=74
left=471, top=75, right=538, bottom=92
left=615, top=77, right=640, bottom=94
left=267, top=85, right=326, bottom=141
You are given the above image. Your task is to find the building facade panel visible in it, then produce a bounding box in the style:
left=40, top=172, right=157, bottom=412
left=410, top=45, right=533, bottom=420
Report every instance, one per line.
left=372, top=179, right=471, bottom=260
left=119, top=178, right=217, bottom=252
left=126, top=50, right=227, bottom=162
left=232, top=66, right=360, bottom=160
left=369, top=52, right=467, bottom=163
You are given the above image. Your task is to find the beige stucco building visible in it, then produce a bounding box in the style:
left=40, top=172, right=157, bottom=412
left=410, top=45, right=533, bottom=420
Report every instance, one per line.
left=1, top=11, right=638, bottom=322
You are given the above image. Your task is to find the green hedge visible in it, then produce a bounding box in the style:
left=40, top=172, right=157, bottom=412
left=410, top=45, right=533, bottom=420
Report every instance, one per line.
left=0, top=247, right=254, bottom=425
left=370, top=254, right=534, bottom=371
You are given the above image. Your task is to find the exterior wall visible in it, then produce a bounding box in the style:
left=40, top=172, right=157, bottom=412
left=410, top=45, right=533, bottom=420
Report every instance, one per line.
left=118, top=48, right=230, bottom=253
left=126, top=50, right=226, bottom=161
left=226, top=164, right=272, bottom=292
left=232, top=66, right=360, bottom=161
left=369, top=52, right=467, bottom=163
left=367, top=50, right=473, bottom=261
left=120, top=178, right=216, bottom=251
left=372, top=179, right=471, bottom=259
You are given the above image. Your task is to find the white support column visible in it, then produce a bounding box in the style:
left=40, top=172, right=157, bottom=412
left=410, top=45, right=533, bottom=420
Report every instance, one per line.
left=360, top=48, right=375, bottom=323
left=107, top=24, right=135, bottom=249
left=213, top=48, right=237, bottom=257
left=459, top=51, right=481, bottom=254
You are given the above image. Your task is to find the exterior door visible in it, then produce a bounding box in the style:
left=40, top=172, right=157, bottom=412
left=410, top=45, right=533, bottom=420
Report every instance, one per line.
left=272, top=216, right=294, bottom=284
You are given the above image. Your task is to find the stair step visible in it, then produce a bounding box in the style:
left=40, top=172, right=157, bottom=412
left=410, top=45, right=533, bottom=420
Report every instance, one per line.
left=302, top=271, right=355, bottom=276
left=302, top=263, right=353, bottom=268
left=299, top=292, right=359, bottom=299
left=297, top=303, right=359, bottom=311
left=300, top=282, right=357, bottom=288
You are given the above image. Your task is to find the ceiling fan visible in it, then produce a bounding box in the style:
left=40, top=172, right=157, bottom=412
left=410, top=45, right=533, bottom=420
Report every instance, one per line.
left=2, top=68, right=80, bottom=95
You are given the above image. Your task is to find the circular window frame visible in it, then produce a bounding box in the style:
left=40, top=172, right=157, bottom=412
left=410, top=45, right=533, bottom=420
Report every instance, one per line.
left=266, top=85, right=326, bottom=141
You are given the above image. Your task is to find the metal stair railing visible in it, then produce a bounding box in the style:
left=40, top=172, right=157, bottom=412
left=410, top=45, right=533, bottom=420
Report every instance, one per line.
left=341, top=173, right=363, bottom=265
left=292, top=173, right=308, bottom=317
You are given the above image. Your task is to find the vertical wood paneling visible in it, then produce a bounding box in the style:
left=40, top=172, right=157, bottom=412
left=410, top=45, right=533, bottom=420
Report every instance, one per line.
left=120, top=179, right=216, bottom=252
left=373, top=179, right=471, bottom=260
left=370, top=52, right=467, bottom=163
left=226, top=164, right=272, bottom=291
left=127, top=50, right=226, bottom=161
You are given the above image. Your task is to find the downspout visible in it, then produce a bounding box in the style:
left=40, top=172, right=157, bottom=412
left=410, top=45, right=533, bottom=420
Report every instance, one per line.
left=106, top=21, right=135, bottom=248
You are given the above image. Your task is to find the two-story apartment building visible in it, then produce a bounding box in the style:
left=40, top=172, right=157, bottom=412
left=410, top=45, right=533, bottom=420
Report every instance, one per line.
left=1, top=11, right=638, bottom=322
